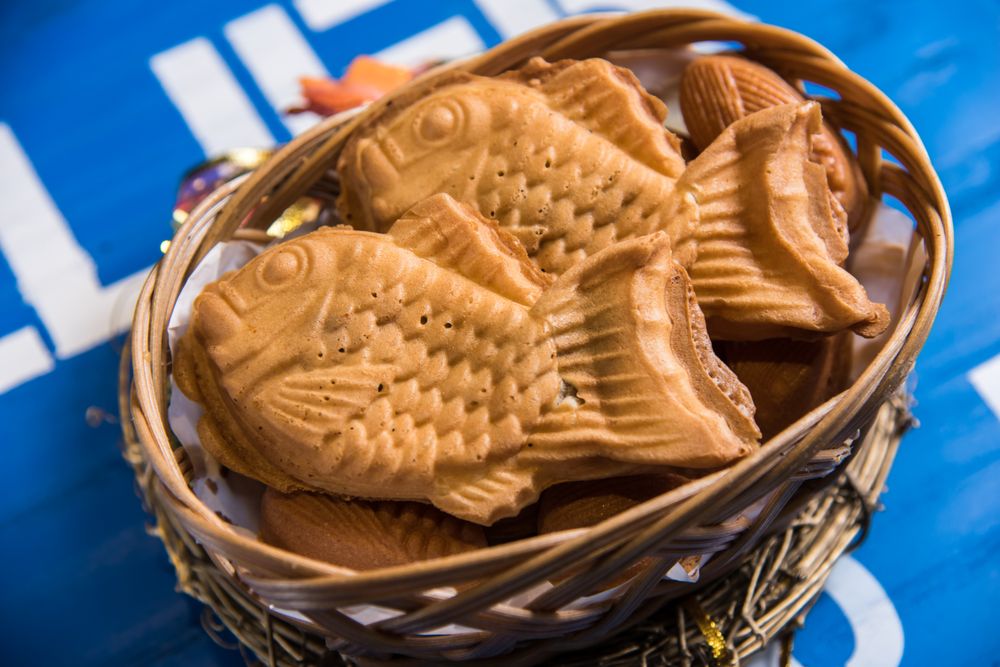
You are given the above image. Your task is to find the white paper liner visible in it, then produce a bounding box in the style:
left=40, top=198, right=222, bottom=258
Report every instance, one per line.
left=848, top=204, right=922, bottom=379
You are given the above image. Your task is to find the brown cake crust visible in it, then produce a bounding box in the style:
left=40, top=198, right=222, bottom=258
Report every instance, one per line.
left=724, top=333, right=852, bottom=440
left=680, top=54, right=869, bottom=233
left=260, top=489, right=486, bottom=570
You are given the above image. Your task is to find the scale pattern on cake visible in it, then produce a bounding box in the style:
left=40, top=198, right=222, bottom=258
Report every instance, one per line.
left=260, top=489, right=487, bottom=570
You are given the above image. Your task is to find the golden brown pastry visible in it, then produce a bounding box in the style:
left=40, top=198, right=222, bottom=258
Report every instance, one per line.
left=525, top=227, right=760, bottom=460
left=537, top=474, right=689, bottom=533
left=259, top=489, right=486, bottom=570
left=681, top=102, right=888, bottom=339
left=723, top=334, right=851, bottom=440
left=680, top=54, right=868, bottom=233
left=537, top=474, right=690, bottom=589
left=175, top=194, right=758, bottom=524
left=337, top=57, right=886, bottom=339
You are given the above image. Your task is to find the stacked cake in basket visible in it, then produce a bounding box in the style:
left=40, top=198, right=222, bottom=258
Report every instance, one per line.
left=171, top=54, right=886, bottom=569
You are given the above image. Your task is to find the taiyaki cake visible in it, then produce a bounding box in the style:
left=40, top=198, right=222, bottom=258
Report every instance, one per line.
left=722, top=334, right=852, bottom=440
left=537, top=475, right=690, bottom=533
left=338, top=57, right=696, bottom=272
left=537, top=475, right=692, bottom=589
left=336, top=57, right=887, bottom=339
left=175, top=194, right=759, bottom=524
left=680, top=55, right=868, bottom=233
left=260, top=489, right=486, bottom=570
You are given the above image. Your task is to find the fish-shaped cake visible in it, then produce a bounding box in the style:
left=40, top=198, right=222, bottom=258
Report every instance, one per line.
left=537, top=474, right=694, bottom=590
left=339, top=57, right=696, bottom=273
left=337, top=57, right=887, bottom=340
left=260, top=489, right=487, bottom=570
left=538, top=475, right=690, bottom=533
left=722, top=334, right=852, bottom=440
left=175, top=194, right=759, bottom=524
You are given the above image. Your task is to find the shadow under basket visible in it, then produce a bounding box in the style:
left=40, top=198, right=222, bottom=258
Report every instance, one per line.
left=121, top=10, right=951, bottom=667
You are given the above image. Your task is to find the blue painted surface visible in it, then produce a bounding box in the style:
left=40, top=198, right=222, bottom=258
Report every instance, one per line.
left=0, top=1, right=997, bottom=665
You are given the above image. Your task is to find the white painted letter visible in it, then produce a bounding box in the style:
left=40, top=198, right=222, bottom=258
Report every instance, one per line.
left=0, top=124, right=148, bottom=360
left=293, top=0, right=391, bottom=31
left=376, top=17, right=486, bottom=67
left=0, top=327, right=54, bottom=394
left=151, top=37, right=275, bottom=155
left=226, top=5, right=330, bottom=136
left=473, top=0, right=560, bottom=39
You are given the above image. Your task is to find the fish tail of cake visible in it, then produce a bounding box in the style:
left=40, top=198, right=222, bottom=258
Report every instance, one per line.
left=527, top=233, right=759, bottom=467
left=433, top=463, right=540, bottom=525
left=677, top=102, right=888, bottom=339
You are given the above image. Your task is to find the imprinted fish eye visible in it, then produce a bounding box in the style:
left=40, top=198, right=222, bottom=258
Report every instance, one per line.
left=258, top=245, right=307, bottom=289
left=414, top=99, right=464, bottom=146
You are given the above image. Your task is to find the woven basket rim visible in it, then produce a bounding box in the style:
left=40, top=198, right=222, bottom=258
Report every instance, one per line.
left=123, top=8, right=952, bottom=659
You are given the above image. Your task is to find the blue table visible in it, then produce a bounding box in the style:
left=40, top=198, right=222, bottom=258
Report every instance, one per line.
left=1, top=1, right=997, bottom=665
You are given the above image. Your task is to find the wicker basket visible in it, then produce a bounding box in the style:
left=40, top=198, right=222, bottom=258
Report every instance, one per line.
left=122, top=9, right=951, bottom=666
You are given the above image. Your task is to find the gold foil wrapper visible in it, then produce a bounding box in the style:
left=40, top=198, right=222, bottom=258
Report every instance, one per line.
left=683, top=598, right=735, bottom=666
left=266, top=199, right=323, bottom=238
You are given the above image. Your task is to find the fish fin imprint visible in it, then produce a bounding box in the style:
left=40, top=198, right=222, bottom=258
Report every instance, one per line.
left=260, top=490, right=486, bottom=569
left=678, top=102, right=889, bottom=340
left=387, top=193, right=552, bottom=307
left=249, top=364, right=397, bottom=450
left=505, top=57, right=687, bottom=179
left=432, top=461, right=543, bottom=525
left=526, top=233, right=759, bottom=469
left=174, top=331, right=306, bottom=492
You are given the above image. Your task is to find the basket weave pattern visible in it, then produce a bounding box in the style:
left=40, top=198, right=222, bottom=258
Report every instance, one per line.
left=123, top=10, right=951, bottom=665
